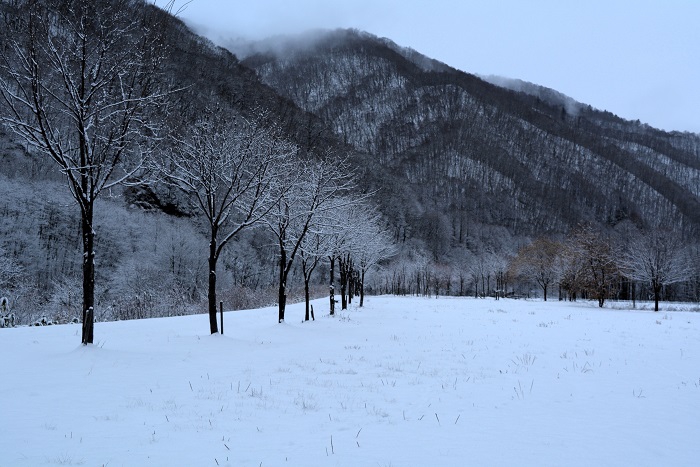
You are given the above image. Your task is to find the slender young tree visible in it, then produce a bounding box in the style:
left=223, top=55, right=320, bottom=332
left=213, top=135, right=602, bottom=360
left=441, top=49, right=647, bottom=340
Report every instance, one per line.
left=299, top=229, right=329, bottom=321
left=338, top=251, right=353, bottom=309
left=0, top=0, right=170, bottom=343
left=328, top=253, right=337, bottom=315
left=300, top=195, right=372, bottom=320
left=355, top=217, right=395, bottom=307
left=468, top=254, right=488, bottom=298
left=296, top=195, right=367, bottom=320
left=159, top=112, right=296, bottom=333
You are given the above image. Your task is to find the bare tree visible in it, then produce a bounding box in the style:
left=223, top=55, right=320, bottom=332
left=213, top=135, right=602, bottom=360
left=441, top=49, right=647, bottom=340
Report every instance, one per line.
left=299, top=229, right=330, bottom=321
left=265, top=156, right=355, bottom=323
left=323, top=200, right=369, bottom=309
left=511, top=237, right=563, bottom=301
left=620, top=229, right=691, bottom=311
left=559, top=253, right=585, bottom=302
left=159, top=113, right=296, bottom=333
left=489, top=252, right=510, bottom=299
left=567, top=226, right=618, bottom=307
left=321, top=202, right=356, bottom=316
left=468, top=254, right=489, bottom=298
left=338, top=251, right=354, bottom=307
left=0, top=0, right=170, bottom=343
left=355, top=223, right=395, bottom=307
left=298, top=195, right=371, bottom=320
left=336, top=202, right=395, bottom=307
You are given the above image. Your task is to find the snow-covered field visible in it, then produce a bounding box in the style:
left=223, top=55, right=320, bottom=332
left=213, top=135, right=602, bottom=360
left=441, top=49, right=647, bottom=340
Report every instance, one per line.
left=1, top=296, right=699, bottom=466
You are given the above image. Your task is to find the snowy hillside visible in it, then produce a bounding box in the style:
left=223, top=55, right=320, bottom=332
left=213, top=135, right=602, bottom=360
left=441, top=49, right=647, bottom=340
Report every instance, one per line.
left=2, top=296, right=699, bottom=466
left=242, top=29, right=700, bottom=237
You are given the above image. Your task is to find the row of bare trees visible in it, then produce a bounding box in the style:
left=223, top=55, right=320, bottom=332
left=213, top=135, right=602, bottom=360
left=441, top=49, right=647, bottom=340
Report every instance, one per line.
left=158, top=111, right=396, bottom=328
left=376, top=223, right=697, bottom=311
left=510, top=225, right=696, bottom=311
left=0, top=0, right=396, bottom=343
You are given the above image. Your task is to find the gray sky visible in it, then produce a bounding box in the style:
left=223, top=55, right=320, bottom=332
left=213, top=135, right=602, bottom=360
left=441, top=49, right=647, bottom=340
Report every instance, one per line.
left=168, top=0, right=699, bottom=133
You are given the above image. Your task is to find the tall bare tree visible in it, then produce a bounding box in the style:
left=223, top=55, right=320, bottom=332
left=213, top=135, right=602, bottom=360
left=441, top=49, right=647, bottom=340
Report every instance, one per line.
left=159, top=113, right=296, bottom=333
left=0, top=0, right=170, bottom=343
left=265, top=156, right=355, bottom=323
left=620, top=229, right=691, bottom=311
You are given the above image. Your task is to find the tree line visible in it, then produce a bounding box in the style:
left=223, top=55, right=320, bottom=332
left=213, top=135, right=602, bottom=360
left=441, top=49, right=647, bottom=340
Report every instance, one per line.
left=378, top=223, right=699, bottom=312
left=1, top=2, right=699, bottom=346
left=510, top=224, right=698, bottom=311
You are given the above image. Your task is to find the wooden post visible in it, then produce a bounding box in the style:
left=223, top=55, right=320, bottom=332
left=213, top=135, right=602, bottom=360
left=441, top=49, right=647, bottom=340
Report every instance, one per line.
left=83, top=307, right=94, bottom=345
left=219, top=301, right=224, bottom=335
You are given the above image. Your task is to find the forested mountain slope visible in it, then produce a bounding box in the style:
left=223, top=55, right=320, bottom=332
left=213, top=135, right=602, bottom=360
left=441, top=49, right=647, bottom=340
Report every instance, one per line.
left=241, top=29, right=700, bottom=255
left=2, top=4, right=699, bottom=325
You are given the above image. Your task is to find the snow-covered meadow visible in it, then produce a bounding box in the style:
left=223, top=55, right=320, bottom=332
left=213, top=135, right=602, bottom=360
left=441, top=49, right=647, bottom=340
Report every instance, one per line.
left=1, top=296, right=699, bottom=466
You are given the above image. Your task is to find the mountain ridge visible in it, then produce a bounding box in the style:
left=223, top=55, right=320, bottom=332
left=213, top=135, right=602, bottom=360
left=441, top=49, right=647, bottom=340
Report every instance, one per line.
left=237, top=28, right=700, bottom=250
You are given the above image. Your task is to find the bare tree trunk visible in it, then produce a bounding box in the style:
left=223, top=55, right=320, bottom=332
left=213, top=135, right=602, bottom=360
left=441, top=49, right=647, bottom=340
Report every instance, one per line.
left=278, top=243, right=287, bottom=323
left=339, top=254, right=349, bottom=310
left=653, top=281, right=661, bottom=312
left=208, top=230, right=219, bottom=334
left=301, top=258, right=313, bottom=321
left=359, top=270, right=366, bottom=307
left=80, top=119, right=95, bottom=343
left=329, top=255, right=335, bottom=316
left=81, top=209, right=95, bottom=345
left=0, top=0, right=171, bottom=344
left=304, top=278, right=310, bottom=321
left=301, top=254, right=320, bottom=321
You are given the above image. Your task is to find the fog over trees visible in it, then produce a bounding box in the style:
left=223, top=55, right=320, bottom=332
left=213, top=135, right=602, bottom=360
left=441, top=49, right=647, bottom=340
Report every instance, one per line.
left=1, top=4, right=699, bottom=338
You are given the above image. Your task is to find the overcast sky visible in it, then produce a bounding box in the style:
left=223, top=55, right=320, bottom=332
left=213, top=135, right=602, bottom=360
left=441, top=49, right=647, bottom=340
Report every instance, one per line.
left=167, top=0, right=699, bottom=134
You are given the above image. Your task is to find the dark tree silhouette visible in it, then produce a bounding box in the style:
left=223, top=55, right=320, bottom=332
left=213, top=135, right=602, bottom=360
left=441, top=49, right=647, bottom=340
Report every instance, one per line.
left=0, top=0, right=171, bottom=343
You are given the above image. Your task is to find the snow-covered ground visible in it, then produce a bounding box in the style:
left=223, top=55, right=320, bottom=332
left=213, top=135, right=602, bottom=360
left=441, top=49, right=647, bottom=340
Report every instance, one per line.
left=1, top=296, right=699, bottom=466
